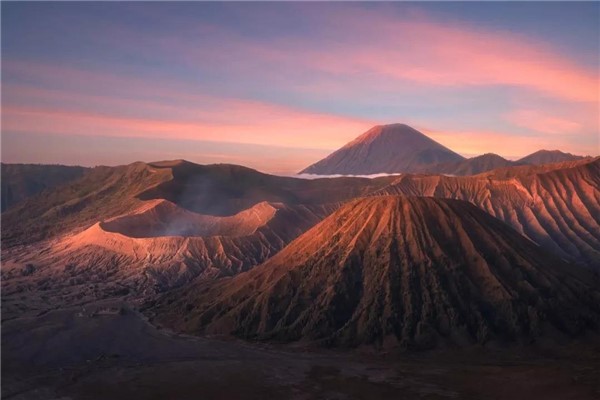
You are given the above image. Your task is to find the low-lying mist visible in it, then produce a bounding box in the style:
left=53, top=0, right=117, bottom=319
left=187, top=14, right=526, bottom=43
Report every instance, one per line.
left=292, top=172, right=402, bottom=180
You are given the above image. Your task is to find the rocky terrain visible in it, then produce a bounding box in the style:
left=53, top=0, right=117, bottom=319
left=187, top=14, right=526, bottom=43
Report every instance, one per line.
left=139, top=160, right=398, bottom=215
left=4, top=299, right=599, bottom=400
left=2, top=158, right=598, bottom=317
left=1, top=200, right=339, bottom=317
left=1, top=161, right=401, bottom=315
left=1, top=162, right=174, bottom=247
left=101, top=199, right=279, bottom=238
left=376, top=158, right=600, bottom=268
left=1, top=160, right=396, bottom=247
left=2, top=156, right=600, bottom=399
left=150, top=196, right=600, bottom=348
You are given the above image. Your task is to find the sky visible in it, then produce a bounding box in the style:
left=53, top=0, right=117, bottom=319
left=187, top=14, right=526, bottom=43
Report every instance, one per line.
left=2, top=2, right=598, bottom=175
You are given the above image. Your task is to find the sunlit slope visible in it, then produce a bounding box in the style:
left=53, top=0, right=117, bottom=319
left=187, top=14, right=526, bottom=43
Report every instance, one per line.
left=152, top=196, right=600, bottom=348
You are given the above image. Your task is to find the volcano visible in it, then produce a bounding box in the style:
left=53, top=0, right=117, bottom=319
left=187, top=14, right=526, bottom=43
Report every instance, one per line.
left=1, top=160, right=397, bottom=247
left=0, top=161, right=397, bottom=298
left=300, top=124, right=464, bottom=175
left=152, top=196, right=600, bottom=348
left=517, top=150, right=585, bottom=165
left=426, top=153, right=514, bottom=176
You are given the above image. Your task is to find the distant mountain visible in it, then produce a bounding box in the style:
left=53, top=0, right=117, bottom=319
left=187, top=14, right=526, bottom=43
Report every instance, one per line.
left=477, top=158, right=593, bottom=179
left=139, top=161, right=395, bottom=216
left=376, top=157, right=600, bottom=268
left=426, top=153, right=514, bottom=176
left=517, top=150, right=584, bottom=165
left=1, top=163, right=89, bottom=212
left=300, top=124, right=464, bottom=175
left=152, top=196, right=600, bottom=348
left=1, top=160, right=396, bottom=247
left=4, top=158, right=599, bottom=325
left=1, top=160, right=400, bottom=297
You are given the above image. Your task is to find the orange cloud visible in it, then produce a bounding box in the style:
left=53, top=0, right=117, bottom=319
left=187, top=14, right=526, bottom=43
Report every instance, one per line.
left=423, top=127, right=596, bottom=159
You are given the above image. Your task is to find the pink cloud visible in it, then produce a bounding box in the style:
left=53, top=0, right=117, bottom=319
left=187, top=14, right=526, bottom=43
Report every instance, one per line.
left=171, top=7, right=599, bottom=104
left=507, top=109, right=582, bottom=135
left=1, top=103, right=375, bottom=150
left=305, top=17, right=598, bottom=103
left=3, top=63, right=376, bottom=149
left=3, top=66, right=596, bottom=162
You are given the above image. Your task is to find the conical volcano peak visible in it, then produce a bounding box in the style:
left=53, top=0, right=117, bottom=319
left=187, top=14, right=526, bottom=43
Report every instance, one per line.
left=346, top=123, right=432, bottom=146
left=300, top=124, right=464, bottom=175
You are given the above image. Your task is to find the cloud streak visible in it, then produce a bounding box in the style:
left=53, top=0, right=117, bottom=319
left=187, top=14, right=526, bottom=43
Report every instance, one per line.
left=507, top=109, right=582, bottom=135
left=1, top=86, right=376, bottom=150
left=149, top=5, right=598, bottom=104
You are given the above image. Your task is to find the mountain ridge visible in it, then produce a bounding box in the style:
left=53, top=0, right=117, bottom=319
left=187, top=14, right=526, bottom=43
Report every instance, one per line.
left=1, top=160, right=397, bottom=247
left=425, top=153, right=514, bottom=176
left=1, top=163, right=90, bottom=212
left=517, top=150, right=585, bottom=165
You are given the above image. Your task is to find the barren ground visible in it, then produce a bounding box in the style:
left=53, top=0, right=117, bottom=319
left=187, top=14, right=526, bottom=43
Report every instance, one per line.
left=2, top=296, right=599, bottom=400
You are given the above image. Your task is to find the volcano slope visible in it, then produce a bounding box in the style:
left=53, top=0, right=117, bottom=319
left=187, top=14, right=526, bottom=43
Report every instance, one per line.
left=375, top=158, right=600, bottom=268
left=1, top=160, right=397, bottom=247
left=151, top=196, right=600, bottom=349
left=1, top=162, right=174, bottom=247
left=1, top=163, right=89, bottom=211
left=1, top=199, right=337, bottom=303
left=2, top=158, right=598, bottom=316
left=300, top=123, right=464, bottom=175
left=137, top=160, right=399, bottom=215
left=1, top=161, right=398, bottom=315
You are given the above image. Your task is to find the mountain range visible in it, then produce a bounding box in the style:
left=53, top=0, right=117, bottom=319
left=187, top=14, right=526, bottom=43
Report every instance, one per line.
left=301, top=123, right=586, bottom=176
left=2, top=124, right=598, bottom=350
left=2, top=124, right=587, bottom=211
